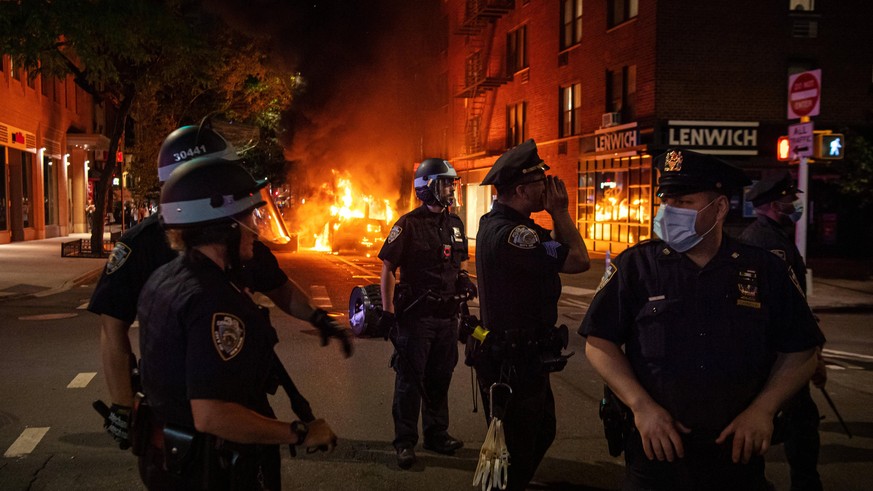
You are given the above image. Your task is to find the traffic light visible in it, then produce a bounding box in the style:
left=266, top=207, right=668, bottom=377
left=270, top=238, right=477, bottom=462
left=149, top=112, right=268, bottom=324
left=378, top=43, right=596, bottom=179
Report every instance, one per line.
left=777, top=136, right=791, bottom=161
left=814, top=133, right=845, bottom=159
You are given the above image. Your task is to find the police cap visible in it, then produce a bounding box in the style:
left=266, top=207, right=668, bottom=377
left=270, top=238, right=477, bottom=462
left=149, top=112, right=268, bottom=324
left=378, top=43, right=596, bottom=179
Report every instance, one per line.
left=746, top=171, right=802, bottom=207
left=655, top=148, right=751, bottom=197
left=481, top=139, right=550, bottom=187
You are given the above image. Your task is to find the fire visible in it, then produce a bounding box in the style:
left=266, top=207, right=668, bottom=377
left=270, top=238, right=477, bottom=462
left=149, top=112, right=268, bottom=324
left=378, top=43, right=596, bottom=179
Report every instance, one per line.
left=293, top=169, right=396, bottom=253
left=589, top=185, right=650, bottom=242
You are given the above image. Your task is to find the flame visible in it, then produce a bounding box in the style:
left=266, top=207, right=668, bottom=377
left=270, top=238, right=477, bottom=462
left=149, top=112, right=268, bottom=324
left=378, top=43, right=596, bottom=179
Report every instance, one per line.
left=589, top=185, right=650, bottom=243
left=293, top=169, right=396, bottom=252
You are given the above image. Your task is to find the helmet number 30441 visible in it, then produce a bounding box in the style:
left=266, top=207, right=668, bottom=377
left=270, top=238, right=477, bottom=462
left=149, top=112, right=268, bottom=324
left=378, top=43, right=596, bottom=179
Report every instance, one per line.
left=173, top=145, right=209, bottom=162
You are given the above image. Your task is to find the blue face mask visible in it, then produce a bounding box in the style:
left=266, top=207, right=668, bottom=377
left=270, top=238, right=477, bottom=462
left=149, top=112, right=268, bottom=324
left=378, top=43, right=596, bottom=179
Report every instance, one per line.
left=652, top=198, right=718, bottom=253
left=780, top=199, right=804, bottom=223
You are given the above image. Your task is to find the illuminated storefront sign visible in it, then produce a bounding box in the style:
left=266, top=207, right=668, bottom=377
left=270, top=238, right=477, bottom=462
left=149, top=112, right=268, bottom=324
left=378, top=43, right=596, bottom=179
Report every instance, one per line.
left=595, top=122, right=639, bottom=153
left=0, top=122, right=36, bottom=151
left=667, top=120, right=759, bottom=155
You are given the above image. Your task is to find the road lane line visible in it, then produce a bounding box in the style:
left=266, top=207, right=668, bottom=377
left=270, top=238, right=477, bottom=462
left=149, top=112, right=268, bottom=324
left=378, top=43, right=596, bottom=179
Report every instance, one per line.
left=4, top=427, right=50, bottom=457
left=67, top=372, right=97, bottom=388
left=562, top=286, right=596, bottom=296
left=823, top=348, right=873, bottom=362
left=310, top=285, right=332, bottom=308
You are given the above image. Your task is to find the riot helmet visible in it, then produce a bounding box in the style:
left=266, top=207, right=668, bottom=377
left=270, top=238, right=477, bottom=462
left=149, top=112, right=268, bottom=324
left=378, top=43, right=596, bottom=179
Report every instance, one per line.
left=414, top=158, right=459, bottom=208
left=157, top=117, right=241, bottom=182
left=160, top=157, right=267, bottom=228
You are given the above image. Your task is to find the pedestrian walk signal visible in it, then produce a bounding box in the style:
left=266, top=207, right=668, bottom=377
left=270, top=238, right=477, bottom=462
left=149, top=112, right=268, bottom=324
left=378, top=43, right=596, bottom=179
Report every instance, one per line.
left=814, top=133, right=844, bottom=160
left=777, top=136, right=791, bottom=161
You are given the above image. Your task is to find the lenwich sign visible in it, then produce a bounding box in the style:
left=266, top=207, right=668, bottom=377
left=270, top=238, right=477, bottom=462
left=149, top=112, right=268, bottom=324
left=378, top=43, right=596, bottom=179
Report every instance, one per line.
left=667, top=120, right=759, bottom=155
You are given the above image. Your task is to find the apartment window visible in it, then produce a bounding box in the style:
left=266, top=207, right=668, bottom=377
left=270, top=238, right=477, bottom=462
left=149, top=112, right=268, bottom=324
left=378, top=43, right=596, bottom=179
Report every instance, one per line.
left=12, top=58, right=21, bottom=81
left=561, top=0, right=583, bottom=50
left=606, top=65, right=637, bottom=122
left=506, top=25, right=528, bottom=75
left=560, top=83, right=582, bottom=137
left=507, top=102, right=527, bottom=147
left=607, top=0, right=638, bottom=28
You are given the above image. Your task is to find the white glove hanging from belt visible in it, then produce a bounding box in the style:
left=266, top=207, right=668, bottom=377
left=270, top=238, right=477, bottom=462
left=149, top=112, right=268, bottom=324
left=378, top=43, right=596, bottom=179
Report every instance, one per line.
left=473, top=383, right=512, bottom=491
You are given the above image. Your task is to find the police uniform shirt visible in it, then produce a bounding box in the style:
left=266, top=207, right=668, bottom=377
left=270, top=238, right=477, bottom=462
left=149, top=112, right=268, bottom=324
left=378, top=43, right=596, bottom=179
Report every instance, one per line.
left=739, top=215, right=807, bottom=293
left=138, top=251, right=278, bottom=428
left=580, top=237, right=823, bottom=431
left=88, top=214, right=177, bottom=324
left=476, top=201, right=569, bottom=333
left=88, top=210, right=287, bottom=324
left=378, top=205, right=468, bottom=295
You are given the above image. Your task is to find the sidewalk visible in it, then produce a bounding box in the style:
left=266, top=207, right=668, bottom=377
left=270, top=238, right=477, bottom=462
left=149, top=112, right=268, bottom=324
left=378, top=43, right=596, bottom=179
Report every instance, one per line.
left=2, top=235, right=873, bottom=312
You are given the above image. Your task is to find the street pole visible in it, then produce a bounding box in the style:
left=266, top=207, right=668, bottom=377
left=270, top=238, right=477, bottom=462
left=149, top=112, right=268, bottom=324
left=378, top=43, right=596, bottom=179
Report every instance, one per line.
left=795, top=116, right=812, bottom=295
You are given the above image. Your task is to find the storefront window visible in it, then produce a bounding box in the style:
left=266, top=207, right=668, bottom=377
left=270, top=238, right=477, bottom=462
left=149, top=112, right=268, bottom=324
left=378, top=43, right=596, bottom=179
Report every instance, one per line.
left=44, top=155, right=59, bottom=226
left=0, top=150, right=7, bottom=231
left=22, top=152, right=33, bottom=228
left=577, top=154, right=653, bottom=253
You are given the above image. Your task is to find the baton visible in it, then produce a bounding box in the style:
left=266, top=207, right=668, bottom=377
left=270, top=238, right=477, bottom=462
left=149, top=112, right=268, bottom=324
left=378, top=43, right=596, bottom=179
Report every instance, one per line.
left=819, top=387, right=852, bottom=438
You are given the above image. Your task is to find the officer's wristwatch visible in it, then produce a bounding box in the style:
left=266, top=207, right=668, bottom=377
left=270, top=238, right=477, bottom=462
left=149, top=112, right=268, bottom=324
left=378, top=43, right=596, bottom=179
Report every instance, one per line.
left=290, top=420, right=309, bottom=445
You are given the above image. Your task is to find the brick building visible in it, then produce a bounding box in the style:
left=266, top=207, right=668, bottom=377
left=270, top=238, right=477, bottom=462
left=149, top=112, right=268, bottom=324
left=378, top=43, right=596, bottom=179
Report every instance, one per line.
left=0, top=54, right=122, bottom=244
left=429, top=0, right=873, bottom=256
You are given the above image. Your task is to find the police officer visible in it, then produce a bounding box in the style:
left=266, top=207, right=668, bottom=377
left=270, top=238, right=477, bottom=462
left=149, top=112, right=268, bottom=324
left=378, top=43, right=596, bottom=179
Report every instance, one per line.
left=475, top=139, right=590, bottom=490
left=137, top=157, right=338, bottom=489
left=378, top=158, right=474, bottom=469
left=89, top=120, right=352, bottom=449
left=581, top=149, right=825, bottom=491
left=742, top=171, right=826, bottom=491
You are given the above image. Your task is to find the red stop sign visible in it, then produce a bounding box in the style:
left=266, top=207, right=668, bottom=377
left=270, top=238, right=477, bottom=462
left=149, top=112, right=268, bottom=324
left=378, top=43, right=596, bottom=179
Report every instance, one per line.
left=789, top=72, right=820, bottom=118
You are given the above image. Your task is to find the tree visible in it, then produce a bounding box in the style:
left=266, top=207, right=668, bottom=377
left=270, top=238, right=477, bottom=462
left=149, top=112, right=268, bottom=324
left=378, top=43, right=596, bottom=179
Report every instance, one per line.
left=0, top=0, right=296, bottom=253
left=837, top=131, right=873, bottom=209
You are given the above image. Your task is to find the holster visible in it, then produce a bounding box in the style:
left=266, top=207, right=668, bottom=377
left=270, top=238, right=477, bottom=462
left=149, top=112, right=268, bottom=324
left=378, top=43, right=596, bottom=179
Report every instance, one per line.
left=599, top=385, right=630, bottom=457
left=130, top=392, right=150, bottom=457
left=162, top=424, right=202, bottom=476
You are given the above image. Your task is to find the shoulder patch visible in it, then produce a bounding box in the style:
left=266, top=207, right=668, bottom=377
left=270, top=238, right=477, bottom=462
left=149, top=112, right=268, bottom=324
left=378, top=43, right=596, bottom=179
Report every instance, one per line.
left=594, top=262, right=618, bottom=295
left=212, top=313, right=246, bottom=361
left=386, top=225, right=402, bottom=244
left=769, top=249, right=787, bottom=261
left=787, top=266, right=806, bottom=298
left=507, top=225, right=539, bottom=249
left=105, top=242, right=132, bottom=275
left=452, top=226, right=463, bottom=243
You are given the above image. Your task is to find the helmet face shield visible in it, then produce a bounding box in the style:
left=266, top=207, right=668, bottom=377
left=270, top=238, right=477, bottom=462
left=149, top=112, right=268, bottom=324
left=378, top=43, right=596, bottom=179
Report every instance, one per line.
left=251, top=185, right=294, bottom=245
left=432, top=177, right=458, bottom=207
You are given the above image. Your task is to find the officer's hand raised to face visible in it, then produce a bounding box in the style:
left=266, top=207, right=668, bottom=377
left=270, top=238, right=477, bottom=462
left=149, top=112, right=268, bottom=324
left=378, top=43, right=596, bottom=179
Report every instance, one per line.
left=543, top=175, right=569, bottom=215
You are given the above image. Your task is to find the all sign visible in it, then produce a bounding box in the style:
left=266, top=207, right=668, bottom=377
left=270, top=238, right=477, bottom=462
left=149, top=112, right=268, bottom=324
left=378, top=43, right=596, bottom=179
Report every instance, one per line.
left=787, top=69, right=821, bottom=119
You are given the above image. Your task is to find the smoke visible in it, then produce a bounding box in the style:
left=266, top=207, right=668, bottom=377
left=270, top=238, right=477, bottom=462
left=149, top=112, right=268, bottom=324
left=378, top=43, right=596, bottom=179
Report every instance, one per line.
left=205, top=0, right=441, bottom=242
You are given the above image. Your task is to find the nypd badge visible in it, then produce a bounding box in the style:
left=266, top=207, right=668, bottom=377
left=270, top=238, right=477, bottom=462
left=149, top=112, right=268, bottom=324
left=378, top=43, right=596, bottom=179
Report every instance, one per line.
left=594, top=262, right=617, bottom=295
left=212, top=313, right=246, bottom=361
left=507, top=225, right=539, bottom=249
left=105, top=241, right=132, bottom=275
left=452, top=226, right=463, bottom=243
left=736, top=269, right=761, bottom=308
left=386, top=225, right=402, bottom=244
left=664, top=150, right=683, bottom=172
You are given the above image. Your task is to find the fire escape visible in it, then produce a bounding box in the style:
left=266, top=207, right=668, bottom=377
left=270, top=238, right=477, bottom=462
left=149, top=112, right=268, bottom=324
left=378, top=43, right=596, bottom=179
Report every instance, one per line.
left=454, top=0, right=514, bottom=156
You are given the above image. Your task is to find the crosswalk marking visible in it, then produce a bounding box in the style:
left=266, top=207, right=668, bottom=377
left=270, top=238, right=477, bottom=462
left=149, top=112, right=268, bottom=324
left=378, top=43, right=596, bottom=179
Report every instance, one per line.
left=310, top=285, right=332, bottom=308
left=67, top=372, right=97, bottom=388
left=823, top=348, right=873, bottom=362
left=4, top=427, right=50, bottom=458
